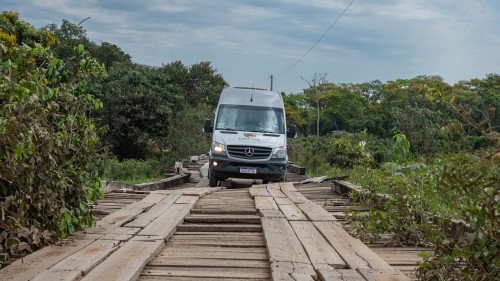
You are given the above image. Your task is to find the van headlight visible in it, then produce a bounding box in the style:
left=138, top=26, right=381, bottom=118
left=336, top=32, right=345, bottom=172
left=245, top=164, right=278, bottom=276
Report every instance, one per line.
left=212, top=142, right=226, bottom=156
left=272, top=146, right=286, bottom=158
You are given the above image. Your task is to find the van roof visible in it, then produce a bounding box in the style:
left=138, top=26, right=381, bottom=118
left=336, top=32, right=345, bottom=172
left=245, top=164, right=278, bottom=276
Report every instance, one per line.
left=218, top=87, right=284, bottom=108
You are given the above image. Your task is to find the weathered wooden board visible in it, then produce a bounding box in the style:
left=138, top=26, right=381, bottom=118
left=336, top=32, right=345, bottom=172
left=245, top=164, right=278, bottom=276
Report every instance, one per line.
left=175, top=195, right=199, bottom=204
left=290, top=221, right=345, bottom=269
left=357, top=268, right=411, bottom=281
left=270, top=262, right=315, bottom=281
left=148, top=257, right=269, bottom=268
left=30, top=270, right=82, bottom=281
left=137, top=203, right=193, bottom=238
left=258, top=208, right=286, bottom=218
left=199, top=163, right=209, bottom=178
left=249, top=185, right=271, bottom=197
left=317, top=269, right=366, bottom=281
left=125, top=193, right=182, bottom=228
left=141, top=266, right=271, bottom=279
left=194, top=177, right=209, bottom=187
left=278, top=204, right=307, bottom=221
left=280, top=182, right=297, bottom=192
left=32, top=239, right=120, bottom=281
left=261, top=218, right=309, bottom=263
left=297, top=202, right=337, bottom=221
left=313, top=221, right=394, bottom=271
left=291, top=273, right=316, bottom=281
left=282, top=190, right=310, bottom=204
left=184, top=215, right=261, bottom=224
left=0, top=237, right=98, bottom=281
left=81, top=240, right=164, bottom=281
left=159, top=246, right=268, bottom=260
left=255, top=195, right=279, bottom=210
left=274, top=197, right=294, bottom=205
left=176, top=224, right=262, bottom=233
left=191, top=208, right=257, bottom=215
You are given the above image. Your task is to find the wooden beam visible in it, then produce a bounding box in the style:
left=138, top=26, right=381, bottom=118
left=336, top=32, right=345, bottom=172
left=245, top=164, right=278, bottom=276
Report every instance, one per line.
left=81, top=240, right=164, bottom=281
left=313, top=221, right=394, bottom=271
left=261, top=218, right=309, bottom=263
left=289, top=221, right=345, bottom=269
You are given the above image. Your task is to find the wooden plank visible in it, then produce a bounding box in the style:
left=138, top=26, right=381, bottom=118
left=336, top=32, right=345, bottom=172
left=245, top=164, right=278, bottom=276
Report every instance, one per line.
left=288, top=163, right=306, bottom=175
left=34, top=239, right=120, bottom=280
left=184, top=215, right=261, bottom=224
left=99, top=234, right=133, bottom=241
left=261, top=218, right=309, bottom=263
left=199, top=163, right=209, bottom=177
left=258, top=208, right=285, bottom=218
left=282, top=190, right=310, bottom=204
left=300, top=176, right=329, bottom=184
left=278, top=204, right=307, bottom=221
left=141, top=266, right=270, bottom=279
left=270, top=262, right=315, bottom=281
left=176, top=224, right=262, bottom=233
left=106, top=227, right=141, bottom=235
left=148, top=257, right=269, bottom=268
left=357, top=268, right=410, bottom=281
left=255, top=196, right=279, bottom=210
left=274, top=197, right=294, bottom=205
left=125, top=193, right=182, bottom=228
left=291, top=273, right=316, bottom=281
left=81, top=240, right=164, bottom=281
left=191, top=208, right=257, bottom=215
left=194, top=177, right=209, bottom=187
left=290, top=221, right=345, bottom=269
left=30, top=270, right=82, bottom=281
left=0, top=237, right=97, bottom=281
left=159, top=246, right=268, bottom=260
left=175, top=195, right=199, bottom=204
left=266, top=182, right=287, bottom=197
left=137, top=277, right=269, bottom=281
left=313, top=221, right=394, bottom=271
left=280, top=182, right=297, bottom=192
left=317, top=269, right=366, bottom=281
left=297, top=202, right=337, bottom=221
left=138, top=203, right=193, bottom=238
left=250, top=185, right=271, bottom=197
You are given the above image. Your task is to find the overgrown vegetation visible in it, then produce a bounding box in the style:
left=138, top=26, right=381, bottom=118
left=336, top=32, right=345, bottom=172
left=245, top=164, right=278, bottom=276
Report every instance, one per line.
left=102, top=158, right=164, bottom=184
left=0, top=12, right=106, bottom=257
left=291, top=132, right=499, bottom=280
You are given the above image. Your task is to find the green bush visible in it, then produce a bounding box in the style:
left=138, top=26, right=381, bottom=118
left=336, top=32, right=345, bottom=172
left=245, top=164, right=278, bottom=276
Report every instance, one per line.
left=0, top=41, right=106, bottom=257
left=288, top=133, right=385, bottom=173
left=103, top=158, right=164, bottom=184
left=417, top=154, right=499, bottom=281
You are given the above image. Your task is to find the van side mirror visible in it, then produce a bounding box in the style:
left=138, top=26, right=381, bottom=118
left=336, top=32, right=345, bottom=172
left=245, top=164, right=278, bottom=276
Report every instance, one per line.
left=287, top=124, right=297, bottom=138
left=203, top=119, right=213, bottom=133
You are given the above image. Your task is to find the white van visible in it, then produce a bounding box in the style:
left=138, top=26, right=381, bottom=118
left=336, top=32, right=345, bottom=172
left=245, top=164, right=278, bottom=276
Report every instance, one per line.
left=203, top=87, right=297, bottom=187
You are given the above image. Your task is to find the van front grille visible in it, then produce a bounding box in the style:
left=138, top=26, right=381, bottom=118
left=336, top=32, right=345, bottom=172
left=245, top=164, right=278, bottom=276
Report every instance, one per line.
left=227, top=145, right=272, bottom=160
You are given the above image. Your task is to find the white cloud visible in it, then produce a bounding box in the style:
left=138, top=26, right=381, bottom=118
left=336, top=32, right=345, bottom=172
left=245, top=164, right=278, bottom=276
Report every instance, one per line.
left=3, top=0, right=499, bottom=93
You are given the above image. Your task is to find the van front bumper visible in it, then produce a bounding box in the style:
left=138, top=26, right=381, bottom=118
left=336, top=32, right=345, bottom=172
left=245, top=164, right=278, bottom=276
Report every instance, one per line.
left=209, top=155, right=287, bottom=181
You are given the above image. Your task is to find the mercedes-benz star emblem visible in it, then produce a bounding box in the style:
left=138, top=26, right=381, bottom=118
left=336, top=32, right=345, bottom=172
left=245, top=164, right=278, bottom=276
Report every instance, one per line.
left=244, top=147, right=254, bottom=157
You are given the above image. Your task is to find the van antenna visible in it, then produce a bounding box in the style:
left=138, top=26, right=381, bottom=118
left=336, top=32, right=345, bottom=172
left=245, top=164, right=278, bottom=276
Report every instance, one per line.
left=250, top=85, right=254, bottom=102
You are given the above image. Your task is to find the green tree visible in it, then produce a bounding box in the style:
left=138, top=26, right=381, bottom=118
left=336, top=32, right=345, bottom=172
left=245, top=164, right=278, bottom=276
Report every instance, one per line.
left=1, top=15, right=106, bottom=255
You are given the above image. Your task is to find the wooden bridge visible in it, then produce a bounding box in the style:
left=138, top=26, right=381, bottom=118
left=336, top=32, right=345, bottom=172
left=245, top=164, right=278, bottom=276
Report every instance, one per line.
left=0, top=158, right=427, bottom=281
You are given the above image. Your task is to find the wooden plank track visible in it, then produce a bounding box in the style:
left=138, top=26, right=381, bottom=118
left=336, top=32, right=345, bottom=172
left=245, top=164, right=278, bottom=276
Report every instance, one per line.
left=138, top=187, right=271, bottom=281
left=1, top=160, right=427, bottom=281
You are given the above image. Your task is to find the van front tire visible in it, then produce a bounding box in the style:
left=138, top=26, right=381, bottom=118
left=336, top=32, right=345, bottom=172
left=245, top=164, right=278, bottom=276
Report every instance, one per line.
left=209, top=170, right=218, bottom=187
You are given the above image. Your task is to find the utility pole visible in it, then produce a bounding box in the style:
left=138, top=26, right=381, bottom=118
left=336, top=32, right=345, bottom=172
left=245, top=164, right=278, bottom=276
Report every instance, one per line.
left=270, top=75, right=273, bottom=91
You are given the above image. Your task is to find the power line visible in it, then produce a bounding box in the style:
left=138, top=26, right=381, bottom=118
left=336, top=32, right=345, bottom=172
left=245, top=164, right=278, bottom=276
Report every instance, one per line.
left=275, top=0, right=355, bottom=77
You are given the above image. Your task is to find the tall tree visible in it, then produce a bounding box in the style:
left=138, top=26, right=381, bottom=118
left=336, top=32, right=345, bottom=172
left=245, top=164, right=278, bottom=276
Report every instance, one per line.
left=302, top=73, right=328, bottom=136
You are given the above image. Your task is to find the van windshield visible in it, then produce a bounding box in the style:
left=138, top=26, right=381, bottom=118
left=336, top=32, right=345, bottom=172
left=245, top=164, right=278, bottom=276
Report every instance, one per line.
left=215, top=105, right=285, bottom=134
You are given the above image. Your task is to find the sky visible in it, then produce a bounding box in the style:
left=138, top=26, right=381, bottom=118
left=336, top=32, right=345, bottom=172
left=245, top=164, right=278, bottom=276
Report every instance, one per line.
left=3, top=0, right=500, bottom=93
